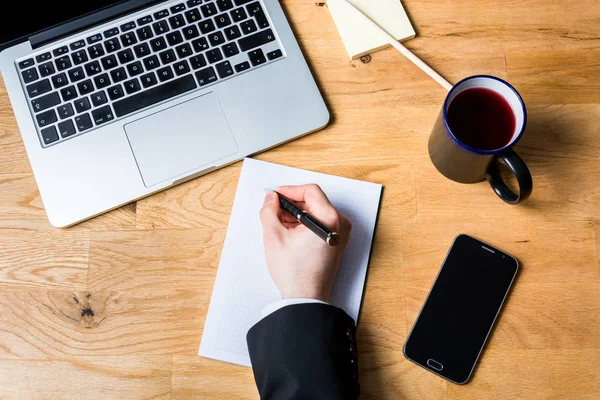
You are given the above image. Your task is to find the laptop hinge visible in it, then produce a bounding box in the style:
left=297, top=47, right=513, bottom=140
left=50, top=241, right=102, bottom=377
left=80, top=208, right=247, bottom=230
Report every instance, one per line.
left=29, top=0, right=166, bottom=50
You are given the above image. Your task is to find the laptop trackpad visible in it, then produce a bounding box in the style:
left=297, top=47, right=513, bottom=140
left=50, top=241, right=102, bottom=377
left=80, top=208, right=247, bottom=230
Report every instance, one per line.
left=124, top=92, right=238, bottom=187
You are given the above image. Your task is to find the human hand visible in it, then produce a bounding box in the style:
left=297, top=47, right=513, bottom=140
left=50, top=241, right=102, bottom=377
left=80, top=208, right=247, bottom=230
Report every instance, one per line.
left=259, top=184, right=352, bottom=302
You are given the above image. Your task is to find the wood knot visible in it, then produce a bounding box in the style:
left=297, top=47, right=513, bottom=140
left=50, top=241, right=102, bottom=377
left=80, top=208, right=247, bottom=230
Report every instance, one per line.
left=81, top=308, right=95, bottom=318
left=360, top=55, right=372, bottom=64
left=49, top=291, right=126, bottom=329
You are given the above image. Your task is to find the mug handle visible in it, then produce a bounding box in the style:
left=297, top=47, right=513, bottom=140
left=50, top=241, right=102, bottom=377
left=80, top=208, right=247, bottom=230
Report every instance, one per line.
left=486, top=148, right=533, bottom=204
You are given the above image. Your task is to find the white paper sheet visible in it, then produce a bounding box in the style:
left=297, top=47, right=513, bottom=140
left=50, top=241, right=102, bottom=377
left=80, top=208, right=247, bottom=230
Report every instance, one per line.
left=199, top=158, right=383, bottom=366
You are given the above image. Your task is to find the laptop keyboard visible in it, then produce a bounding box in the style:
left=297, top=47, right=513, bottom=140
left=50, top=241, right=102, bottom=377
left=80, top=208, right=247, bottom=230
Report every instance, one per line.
left=16, top=0, right=284, bottom=147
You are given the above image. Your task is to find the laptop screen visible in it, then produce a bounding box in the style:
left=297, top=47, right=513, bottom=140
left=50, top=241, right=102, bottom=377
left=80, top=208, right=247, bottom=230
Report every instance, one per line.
left=0, top=1, right=140, bottom=51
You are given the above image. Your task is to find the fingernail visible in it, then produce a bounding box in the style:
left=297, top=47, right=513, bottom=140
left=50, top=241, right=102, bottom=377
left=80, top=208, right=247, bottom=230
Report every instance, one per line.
left=265, top=191, right=276, bottom=201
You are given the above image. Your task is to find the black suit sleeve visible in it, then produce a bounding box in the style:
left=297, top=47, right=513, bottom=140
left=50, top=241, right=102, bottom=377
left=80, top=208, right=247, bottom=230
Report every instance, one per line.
left=246, top=303, right=360, bottom=400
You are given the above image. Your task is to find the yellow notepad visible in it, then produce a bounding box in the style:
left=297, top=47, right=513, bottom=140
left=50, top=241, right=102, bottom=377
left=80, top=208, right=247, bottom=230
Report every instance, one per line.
left=328, top=0, right=416, bottom=60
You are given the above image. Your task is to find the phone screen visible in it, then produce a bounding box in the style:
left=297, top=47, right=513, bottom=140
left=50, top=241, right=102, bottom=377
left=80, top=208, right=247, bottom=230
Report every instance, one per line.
left=403, top=234, right=518, bottom=384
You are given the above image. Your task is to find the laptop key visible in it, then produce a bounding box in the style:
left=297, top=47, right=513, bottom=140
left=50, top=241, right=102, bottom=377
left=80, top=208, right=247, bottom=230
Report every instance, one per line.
left=101, top=54, right=118, bottom=70
left=136, top=26, right=154, bottom=41
left=152, top=20, right=170, bottom=35
left=234, top=0, right=253, bottom=5
left=88, top=44, right=105, bottom=59
left=104, top=27, right=120, bottom=38
left=41, top=125, right=60, bottom=144
left=201, top=3, right=218, bottom=17
left=124, top=78, right=142, bottom=94
left=68, top=67, right=85, bottom=82
left=239, top=29, right=275, bottom=51
left=206, top=48, right=223, bottom=63
left=91, top=91, right=108, bottom=107
left=92, top=105, right=114, bottom=125
left=27, top=79, right=52, bottom=98
left=137, top=15, right=153, bottom=26
left=246, top=2, right=269, bottom=28
left=61, top=86, right=77, bottom=101
left=187, top=0, right=202, bottom=6
left=199, top=19, right=216, bottom=34
left=215, top=13, right=232, bottom=28
left=240, top=19, right=258, bottom=34
left=110, top=67, right=127, bottom=83
left=72, top=50, right=88, bottom=65
left=51, top=73, right=69, bottom=89
left=75, top=113, right=93, bottom=132
left=70, top=40, right=86, bottom=51
left=183, top=25, right=200, bottom=40
left=127, top=61, right=144, bottom=77
left=157, top=66, right=174, bottom=81
left=118, top=48, right=134, bottom=64
left=189, top=54, right=207, bottom=70
left=58, top=119, right=77, bottom=137
left=234, top=61, right=250, bottom=72
left=215, top=60, right=234, bottom=78
left=154, top=9, right=170, bottom=20
left=108, top=84, right=125, bottom=100
left=18, top=58, right=35, bottom=69
left=31, top=92, right=60, bottom=113
left=141, top=72, right=158, bottom=88
left=57, top=104, right=75, bottom=119
left=38, top=62, right=55, bottom=77
left=267, top=49, right=283, bottom=60
left=36, top=109, right=58, bottom=127
left=121, top=21, right=137, bottom=32
left=176, top=43, right=193, bottom=58
left=150, top=37, right=168, bottom=52
left=217, top=0, right=235, bottom=12
left=195, top=66, right=218, bottom=86
left=74, top=97, right=91, bottom=113
left=120, top=33, right=138, bottom=47
left=87, top=34, right=103, bottom=45
left=248, top=48, right=266, bottom=66
left=166, top=31, right=184, bottom=46
left=53, top=46, right=69, bottom=57
left=171, top=3, right=186, bottom=13
left=173, top=60, right=191, bottom=76
left=160, top=49, right=177, bottom=65
left=192, top=37, right=209, bottom=52
left=208, top=31, right=226, bottom=46
left=222, top=42, right=239, bottom=57
left=185, top=9, right=201, bottom=24
left=55, top=56, right=72, bottom=71
left=94, top=73, right=111, bottom=89
left=230, top=7, right=247, bottom=22
left=134, top=42, right=151, bottom=58
left=143, top=55, right=160, bottom=70
left=104, top=38, right=121, bottom=53
left=113, top=75, right=197, bottom=118
left=84, top=61, right=102, bottom=76
left=36, top=52, right=52, bottom=63
left=169, top=14, right=186, bottom=29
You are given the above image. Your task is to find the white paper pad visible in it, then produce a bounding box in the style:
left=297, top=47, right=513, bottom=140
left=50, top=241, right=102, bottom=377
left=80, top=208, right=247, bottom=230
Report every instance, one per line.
left=199, top=158, right=383, bottom=366
left=328, top=0, right=416, bottom=59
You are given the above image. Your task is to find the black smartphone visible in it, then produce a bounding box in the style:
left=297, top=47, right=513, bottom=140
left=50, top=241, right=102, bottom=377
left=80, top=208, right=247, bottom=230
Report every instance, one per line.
left=403, top=234, right=519, bottom=384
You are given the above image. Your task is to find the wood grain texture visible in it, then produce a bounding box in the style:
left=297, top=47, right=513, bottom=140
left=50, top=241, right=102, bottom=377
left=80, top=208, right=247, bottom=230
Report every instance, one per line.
left=0, top=356, right=172, bottom=400
left=171, top=356, right=258, bottom=400
left=1, top=0, right=599, bottom=398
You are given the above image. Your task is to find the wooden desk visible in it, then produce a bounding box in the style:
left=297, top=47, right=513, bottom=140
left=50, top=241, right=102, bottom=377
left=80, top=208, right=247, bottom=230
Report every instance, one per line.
left=1, top=1, right=599, bottom=398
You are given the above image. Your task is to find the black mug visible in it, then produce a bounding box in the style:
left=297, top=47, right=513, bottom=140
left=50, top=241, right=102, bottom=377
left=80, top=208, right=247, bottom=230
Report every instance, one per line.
left=428, top=75, right=532, bottom=204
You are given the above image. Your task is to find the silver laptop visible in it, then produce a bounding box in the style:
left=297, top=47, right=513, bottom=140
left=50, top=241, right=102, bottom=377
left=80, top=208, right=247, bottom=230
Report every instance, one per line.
left=0, top=0, right=329, bottom=227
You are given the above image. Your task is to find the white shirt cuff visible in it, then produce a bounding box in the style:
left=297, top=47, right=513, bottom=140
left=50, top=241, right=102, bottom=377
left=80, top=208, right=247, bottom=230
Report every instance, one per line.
left=261, top=298, right=329, bottom=318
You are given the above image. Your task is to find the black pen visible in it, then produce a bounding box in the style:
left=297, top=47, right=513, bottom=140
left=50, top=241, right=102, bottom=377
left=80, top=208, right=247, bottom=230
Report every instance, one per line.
left=273, top=190, right=339, bottom=246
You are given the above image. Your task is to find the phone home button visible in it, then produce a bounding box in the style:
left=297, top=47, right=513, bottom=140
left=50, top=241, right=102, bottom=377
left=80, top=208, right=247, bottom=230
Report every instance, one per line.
left=427, top=358, right=444, bottom=371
